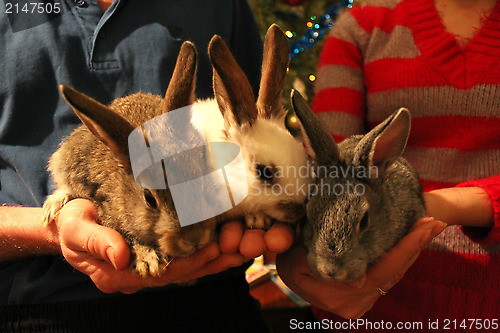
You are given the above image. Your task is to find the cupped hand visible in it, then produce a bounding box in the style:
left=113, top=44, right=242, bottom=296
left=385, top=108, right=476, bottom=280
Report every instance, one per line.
left=218, top=220, right=295, bottom=258
left=276, top=216, right=447, bottom=319
left=56, top=199, right=246, bottom=294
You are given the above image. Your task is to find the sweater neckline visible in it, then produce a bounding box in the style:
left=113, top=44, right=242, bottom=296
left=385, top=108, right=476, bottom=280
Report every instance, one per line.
left=404, top=0, right=500, bottom=88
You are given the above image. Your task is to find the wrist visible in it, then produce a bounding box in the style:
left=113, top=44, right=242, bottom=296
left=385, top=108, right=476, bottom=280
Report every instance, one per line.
left=423, top=190, right=452, bottom=224
left=424, top=187, right=493, bottom=228
left=45, top=214, right=62, bottom=254
left=0, top=206, right=62, bottom=262
left=21, top=207, right=62, bottom=255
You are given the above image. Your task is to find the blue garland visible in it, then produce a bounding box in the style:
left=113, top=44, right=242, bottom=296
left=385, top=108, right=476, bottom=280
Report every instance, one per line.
left=289, top=0, right=353, bottom=60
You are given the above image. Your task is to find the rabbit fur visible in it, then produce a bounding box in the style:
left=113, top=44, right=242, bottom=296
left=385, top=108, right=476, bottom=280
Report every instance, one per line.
left=290, top=91, right=426, bottom=282
left=42, top=42, right=216, bottom=278
left=43, top=25, right=310, bottom=277
left=196, top=24, right=311, bottom=229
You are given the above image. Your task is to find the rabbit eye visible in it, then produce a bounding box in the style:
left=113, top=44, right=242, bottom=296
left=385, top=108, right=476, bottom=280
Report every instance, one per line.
left=358, top=213, right=369, bottom=232
left=255, top=163, right=275, bottom=183
left=143, top=190, right=158, bottom=209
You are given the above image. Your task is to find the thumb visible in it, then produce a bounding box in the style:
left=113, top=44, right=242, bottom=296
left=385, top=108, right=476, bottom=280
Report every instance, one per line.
left=58, top=199, right=130, bottom=270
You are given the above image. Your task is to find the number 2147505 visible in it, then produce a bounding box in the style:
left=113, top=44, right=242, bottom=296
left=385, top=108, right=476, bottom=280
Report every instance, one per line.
left=5, top=2, right=61, bottom=14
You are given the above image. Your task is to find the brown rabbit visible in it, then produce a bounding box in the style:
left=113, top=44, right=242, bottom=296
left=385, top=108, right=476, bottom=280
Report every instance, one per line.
left=42, top=42, right=216, bottom=278
left=43, top=24, right=311, bottom=278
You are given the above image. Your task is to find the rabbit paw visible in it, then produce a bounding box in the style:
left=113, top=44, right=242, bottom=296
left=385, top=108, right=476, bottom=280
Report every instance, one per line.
left=41, top=190, right=73, bottom=226
left=131, top=243, right=172, bottom=278
left=245, top=214, right=272, bottom=230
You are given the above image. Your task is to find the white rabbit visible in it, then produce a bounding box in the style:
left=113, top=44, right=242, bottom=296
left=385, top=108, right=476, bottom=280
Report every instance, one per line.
left=194, top=24, right=311, bottom=230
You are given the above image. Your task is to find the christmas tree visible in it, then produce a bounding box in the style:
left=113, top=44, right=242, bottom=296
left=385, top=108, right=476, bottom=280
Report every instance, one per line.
left=247, top=0, right=354, bottom=101
left=247, top=0, right=355, bottom=134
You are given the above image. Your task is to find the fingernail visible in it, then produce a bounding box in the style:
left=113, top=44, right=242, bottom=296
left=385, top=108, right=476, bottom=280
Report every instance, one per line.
left=431, top=220, right=447, bottom=238
left=420, top=220, right=447, bottom=246
left=422, top=216, right=435, bottom=223
left=106, top=247, right=117, bottom=268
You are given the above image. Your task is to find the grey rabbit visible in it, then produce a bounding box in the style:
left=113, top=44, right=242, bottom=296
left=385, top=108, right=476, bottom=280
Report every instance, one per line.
left=42, top=41, right=216, bottom=278
left=290, top=90, right=426, bottom=282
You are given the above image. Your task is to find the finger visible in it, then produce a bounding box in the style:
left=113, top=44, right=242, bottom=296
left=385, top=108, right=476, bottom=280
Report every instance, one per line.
left=239, top=229, right=266, bottom=258
left=57, top=198, right=99, bottom=223
left=92, top=242, right=222, bottom=292
left=120, top=288, right=141, bottom=295
left=410, top=216, right=438, bottom=232
left=276, top=245, right=379, bottom=319
left=61, top=213, right=130, bottom=270
left=58, top=199, right=130, bottom=270
left=264, top=222, right=295, bottom=253
left=219, top=221, right=244, bottom=254
left=180, top=253, right=247, bottom=282
left=276, top=245, right=341, bottom=310
left=90, top=263, right=153, bottom=294
left=153, top=242, right=221, bottom=284
left=367, top=219, right=447, bottom=290
left=62, top=247, right=139, bottom=293
left=276, top=244, right=316, bottom=284
left=276, top=245, right=305, bottom=286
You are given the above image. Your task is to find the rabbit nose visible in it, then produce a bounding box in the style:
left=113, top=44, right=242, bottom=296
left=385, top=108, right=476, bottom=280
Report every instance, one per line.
left=317, top=262, right=348, bottom=281
left=316, top=264, right=336, bottom=280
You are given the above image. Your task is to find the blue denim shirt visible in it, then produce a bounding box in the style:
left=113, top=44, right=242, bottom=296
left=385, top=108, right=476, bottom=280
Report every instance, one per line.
left=0, top=0, right=262, bottom=305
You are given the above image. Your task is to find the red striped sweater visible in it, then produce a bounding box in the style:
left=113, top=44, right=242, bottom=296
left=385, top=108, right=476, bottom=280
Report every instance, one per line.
left=311, top=0, right=500, bottom=331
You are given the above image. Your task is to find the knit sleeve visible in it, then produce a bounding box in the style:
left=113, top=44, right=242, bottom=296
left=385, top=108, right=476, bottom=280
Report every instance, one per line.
left=312, top=7, right=367, bottom=142
left=456, top=175, right=500, bottom=244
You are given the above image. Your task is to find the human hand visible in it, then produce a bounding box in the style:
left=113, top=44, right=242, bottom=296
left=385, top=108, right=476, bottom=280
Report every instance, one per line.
left=218, top=220, right=295, bottom=258
left=56, top=199, right=244, bottom=294
left=276, top=217, right=447, bottom=319
left=424, top=187, right=493, bottom=228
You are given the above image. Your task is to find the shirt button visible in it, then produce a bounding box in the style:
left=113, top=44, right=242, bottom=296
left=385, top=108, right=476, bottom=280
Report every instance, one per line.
left=75, top=0, right=88, bottom=8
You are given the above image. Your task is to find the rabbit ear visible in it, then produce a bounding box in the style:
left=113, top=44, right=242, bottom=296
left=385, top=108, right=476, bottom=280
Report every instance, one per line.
left=354, top=108, right=411, bottom=172
left=59, top=85, right=134, bottom=168
left=164, top=41, right=197, bottom=113
left=208, top=35, right=258, bottom=127
left=291, top=90, right=340, bottom=166
left=256, top=24, right=289, bottom=119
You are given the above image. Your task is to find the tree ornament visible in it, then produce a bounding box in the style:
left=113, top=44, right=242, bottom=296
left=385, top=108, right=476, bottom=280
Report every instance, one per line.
left=286, top=111, right=302, bottom=137
left=289, top=0, right=353, bottom=60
